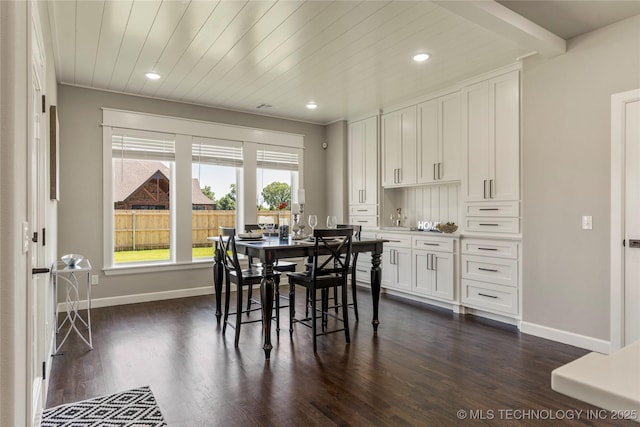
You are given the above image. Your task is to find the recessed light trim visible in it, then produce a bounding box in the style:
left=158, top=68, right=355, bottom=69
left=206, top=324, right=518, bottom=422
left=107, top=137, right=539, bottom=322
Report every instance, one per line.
left=145, top=72, right=161, bottom=80
left=412, top=53, right=430, bottom=62
left=306, top=102, right=317, bottom=110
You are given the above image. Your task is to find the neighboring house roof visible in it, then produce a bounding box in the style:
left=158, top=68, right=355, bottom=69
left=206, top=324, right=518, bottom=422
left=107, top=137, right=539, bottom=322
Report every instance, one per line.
left=113, top=159, right=214, bottom=205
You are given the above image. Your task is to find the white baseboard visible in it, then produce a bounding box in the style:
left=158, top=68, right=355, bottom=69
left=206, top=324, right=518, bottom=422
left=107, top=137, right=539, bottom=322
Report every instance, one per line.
left=57, top=286, right=215, bottom=312
left=520, top=321, right=612, bottom=354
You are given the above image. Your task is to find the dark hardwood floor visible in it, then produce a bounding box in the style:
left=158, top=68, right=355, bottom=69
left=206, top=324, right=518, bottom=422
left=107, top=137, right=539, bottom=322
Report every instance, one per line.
left=46, top=288, right=633, bottom=426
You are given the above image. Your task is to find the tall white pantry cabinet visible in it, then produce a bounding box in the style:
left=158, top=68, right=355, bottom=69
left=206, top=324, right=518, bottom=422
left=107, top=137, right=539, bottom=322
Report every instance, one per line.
left=348, top=116, right=379, bottom=228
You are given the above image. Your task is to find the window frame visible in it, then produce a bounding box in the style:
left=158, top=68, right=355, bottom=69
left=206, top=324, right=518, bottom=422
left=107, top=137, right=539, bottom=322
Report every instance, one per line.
left=102, top=108, right=304, bottom=275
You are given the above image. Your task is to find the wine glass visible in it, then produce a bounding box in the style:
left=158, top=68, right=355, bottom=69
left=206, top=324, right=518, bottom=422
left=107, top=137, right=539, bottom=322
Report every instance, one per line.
left=308, top=215, right=318, bottom=236
left=257, top=216, right=266, bottom=235
left=326, top=215, right=337, bottom=229
left=265, top=217, right=275, bottom=237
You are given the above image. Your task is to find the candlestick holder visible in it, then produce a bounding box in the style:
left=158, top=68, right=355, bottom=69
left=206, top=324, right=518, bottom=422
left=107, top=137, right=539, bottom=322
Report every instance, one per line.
left=291, top=204, right=307, bottom=240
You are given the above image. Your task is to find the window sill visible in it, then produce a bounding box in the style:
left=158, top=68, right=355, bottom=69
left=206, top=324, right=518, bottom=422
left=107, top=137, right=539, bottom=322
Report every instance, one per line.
left=103, top=259, right=213, bottom=276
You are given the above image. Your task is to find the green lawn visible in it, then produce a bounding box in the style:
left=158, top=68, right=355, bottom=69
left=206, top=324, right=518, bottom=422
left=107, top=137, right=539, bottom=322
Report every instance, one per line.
left=114, top=247, right=213, bottom=263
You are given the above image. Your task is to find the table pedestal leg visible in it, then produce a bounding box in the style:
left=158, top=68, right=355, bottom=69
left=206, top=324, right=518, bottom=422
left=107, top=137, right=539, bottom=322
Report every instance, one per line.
left=370, top=251, right=382, bottom=333
left=260, top=262, right=275, bottom=360
left=213, top=245, right=223, bottom=322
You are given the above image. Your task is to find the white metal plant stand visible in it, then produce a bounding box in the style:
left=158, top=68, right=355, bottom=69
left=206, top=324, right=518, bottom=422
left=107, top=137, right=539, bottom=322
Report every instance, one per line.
left=52, top=258, right=93, bottom=352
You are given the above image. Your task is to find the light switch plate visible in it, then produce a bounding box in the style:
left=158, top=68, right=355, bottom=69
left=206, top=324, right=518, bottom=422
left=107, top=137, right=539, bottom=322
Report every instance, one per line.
left=582, top=215, right=593, bottom=230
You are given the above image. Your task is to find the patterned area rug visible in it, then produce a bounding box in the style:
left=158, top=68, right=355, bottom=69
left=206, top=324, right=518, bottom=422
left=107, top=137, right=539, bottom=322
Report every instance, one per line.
left=41, top=386, right=167, bottom=426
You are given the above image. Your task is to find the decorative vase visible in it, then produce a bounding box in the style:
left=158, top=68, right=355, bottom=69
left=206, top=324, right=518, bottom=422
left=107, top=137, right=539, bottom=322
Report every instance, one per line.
left=279, top=216, right=289, bottom=240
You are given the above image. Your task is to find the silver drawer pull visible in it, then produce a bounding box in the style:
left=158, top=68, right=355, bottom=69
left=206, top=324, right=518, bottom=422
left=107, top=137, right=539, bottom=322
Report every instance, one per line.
left=356, top=269, right=367, bottom=273
left=479, top=223, right=499, bottom=226
left=388, top=239, right=402, bottom=243
left=478, top=247, right=498, bottom=251
left=478, top=267, right=499, bottom=272
left=357, top=220, right=368, bottom=223
left=357, top=209, right=368, bottom=212
left=479, top=208, right=499, bottom=211
left=478, top=293, right=498, bottom=299
left=423, top=243, right=439, bottom=246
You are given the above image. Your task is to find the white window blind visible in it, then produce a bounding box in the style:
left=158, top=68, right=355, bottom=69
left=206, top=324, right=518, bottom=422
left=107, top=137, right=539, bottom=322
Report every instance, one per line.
left=192, top=137, right=243, bottom=167
left=111, top=128, right=175, bottom=161
left=257, top=148, right=299, bottom=171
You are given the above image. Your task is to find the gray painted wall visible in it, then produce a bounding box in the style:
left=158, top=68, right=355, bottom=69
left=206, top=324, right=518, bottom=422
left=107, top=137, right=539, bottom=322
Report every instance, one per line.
left=325, top=121, right=348, bottom=223
left=522, top=15, right=640, bottom=340
left=57, top=85, right=326, bottom=300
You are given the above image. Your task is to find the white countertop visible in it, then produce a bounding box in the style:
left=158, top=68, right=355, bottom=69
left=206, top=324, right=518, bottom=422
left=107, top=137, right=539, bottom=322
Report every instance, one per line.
left=552, top=340, right=640, bottom=418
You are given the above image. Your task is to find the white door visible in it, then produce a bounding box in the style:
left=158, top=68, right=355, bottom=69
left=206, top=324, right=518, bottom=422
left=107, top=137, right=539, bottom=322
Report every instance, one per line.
left=624, top=97, right=640, bottom=346
left=28, top=19, right=48, bottom=423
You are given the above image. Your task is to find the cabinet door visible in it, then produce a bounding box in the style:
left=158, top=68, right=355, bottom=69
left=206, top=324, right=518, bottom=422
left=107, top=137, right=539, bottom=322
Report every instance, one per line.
left=417, top=99, right=439, bottom=184
left=412, top=249, right=433, bottom=296
left=395, top=247, right=413, bottom=291
left=432, top=252, right=454, bottom=301
left=463, top=81, right=491, bottom=201
left=382, top=107, right=416, bottom=187
left=440, top=93, right=461, bottom=182
left=490, top=71, right=520, bottom=201
left=362, top=116, right=378, bottom=204
left=348, top=120, right=366, bottom=205
left=381, top=246, right=411, bottom=291
left=382, top=111, right=402, bottom=187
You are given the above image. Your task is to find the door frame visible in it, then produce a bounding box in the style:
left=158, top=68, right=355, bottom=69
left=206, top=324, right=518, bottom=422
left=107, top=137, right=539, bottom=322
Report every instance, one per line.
left=610, top=88, right=640, bottom=352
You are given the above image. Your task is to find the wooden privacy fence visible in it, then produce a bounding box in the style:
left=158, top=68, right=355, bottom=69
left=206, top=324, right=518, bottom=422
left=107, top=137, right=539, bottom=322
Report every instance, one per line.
left=114, top=210, right=291, bottom=251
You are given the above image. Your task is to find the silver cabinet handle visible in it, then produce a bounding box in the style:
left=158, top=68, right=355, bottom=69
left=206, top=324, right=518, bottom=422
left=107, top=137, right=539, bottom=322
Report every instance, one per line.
left=478, top=293, right=498, bottom=299
left=490, top=179, right=495, bottom=198
left=478, top=247, right=498, bottom=251
left=433, top=163, right=437, bottom=180
left=479, top=208, right=499, bottom=211
left=357, top=209, right=368, bottom=212
left=478, top=267, right=499, bottom=272
left=483, top=180, right=488, bottom=199
left=438, top=162, right=442, bottom=179
left=431, top=253, right=436, bottom=271
left=361, top=189, right=365, bottom=203
left=479, top=223, right=500, bottom=227
left=423, top=242, right=439, bottom=246
left=426, top=253, right=431, bottom=270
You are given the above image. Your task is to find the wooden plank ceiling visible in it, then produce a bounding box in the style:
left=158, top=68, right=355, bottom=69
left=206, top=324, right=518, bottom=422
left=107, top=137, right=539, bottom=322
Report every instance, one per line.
left=45, top=0, right=628, bottom=124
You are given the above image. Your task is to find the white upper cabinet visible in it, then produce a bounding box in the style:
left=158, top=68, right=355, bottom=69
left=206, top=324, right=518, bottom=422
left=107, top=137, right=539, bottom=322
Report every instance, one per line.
left=348, top=116, right=378, bottom=206
left=462, top=70, right=520, bottom=202
left=417, top=92, right=461, bottom=184
left=382, top=106, right=417, bottom=187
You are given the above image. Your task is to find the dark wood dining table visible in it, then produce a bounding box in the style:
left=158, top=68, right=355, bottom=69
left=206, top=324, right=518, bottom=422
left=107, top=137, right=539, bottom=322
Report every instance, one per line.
left=210, top=234, right=386, bottom=360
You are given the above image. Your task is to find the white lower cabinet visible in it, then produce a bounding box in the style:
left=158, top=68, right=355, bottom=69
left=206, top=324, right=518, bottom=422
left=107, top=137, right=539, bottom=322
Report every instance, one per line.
left=460, top=237, right=520, bottom=318
left=377, top=231, right=457, bottom=304
left=381, top=245, right=412, bottom=292
left=413, top=249, right=454, bottom=301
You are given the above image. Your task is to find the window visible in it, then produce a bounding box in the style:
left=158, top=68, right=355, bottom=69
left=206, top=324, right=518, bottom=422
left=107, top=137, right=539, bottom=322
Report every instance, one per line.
left=192, top=138, right=242, bottom=259
left=257, top=147, right=300, bottom=227
left=102, top=108, right=304, bottom=273
left=111, top=131, right=175, bottom=264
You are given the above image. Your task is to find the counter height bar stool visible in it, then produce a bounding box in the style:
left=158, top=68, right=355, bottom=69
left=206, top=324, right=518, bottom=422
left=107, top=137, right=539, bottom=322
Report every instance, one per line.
left=287, top=228, right=354, bottom=353
left=219, top=227, right=281, bottom=346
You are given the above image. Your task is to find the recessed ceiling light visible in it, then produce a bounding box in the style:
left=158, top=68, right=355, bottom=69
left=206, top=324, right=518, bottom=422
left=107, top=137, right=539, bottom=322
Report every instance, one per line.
left=412, top=53, right=430, bottom=62
left=306, top=102, right=317, bottom=110
left=145, top=72, right=161, bottom=80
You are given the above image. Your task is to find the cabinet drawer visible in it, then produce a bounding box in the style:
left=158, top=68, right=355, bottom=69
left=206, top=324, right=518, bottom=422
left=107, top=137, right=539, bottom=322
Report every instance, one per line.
left=465, top=201, right=519, bottom=217
left=376, top=233, right=411, bottom=247
left=461, top=255, right=518, bottom=287
left=349, top=205, right=377, bottom=216
left=464, top=217, right=519, bottom=234
left=461, top=239, right=518, bottom=259
left=461, top=279, right=518, bottom=315
left=412, top=236, right=454, bottom=252
left=349, top=216, right=378, bottom=228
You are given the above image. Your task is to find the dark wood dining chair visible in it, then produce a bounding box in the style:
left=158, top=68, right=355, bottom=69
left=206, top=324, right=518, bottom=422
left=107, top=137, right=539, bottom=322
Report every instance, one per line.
left=337, top=224, right=362, bottom=320
left=243, top=224, right=297, bottom=325
left=218, top=227, right=281, bottom=346
left=287, top=227, right=354, bottom=352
